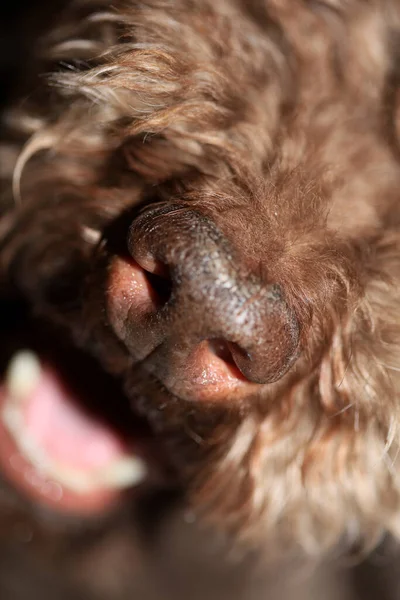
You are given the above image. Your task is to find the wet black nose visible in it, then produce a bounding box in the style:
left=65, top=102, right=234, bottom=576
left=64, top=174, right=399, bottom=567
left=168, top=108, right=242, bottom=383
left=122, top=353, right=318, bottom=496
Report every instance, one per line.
left=117, top=203, right=299, bottom=385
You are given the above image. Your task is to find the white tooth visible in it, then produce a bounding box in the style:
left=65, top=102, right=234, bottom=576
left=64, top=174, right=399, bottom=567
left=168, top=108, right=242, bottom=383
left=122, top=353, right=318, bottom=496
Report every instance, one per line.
left=6, top=350, right=42, bottom=402
left=2, top=402, right=21, bottom=437
left=81, top=226, right=101, bottom=245
left=3, top=401, right=50, bottom=471
left=100, top=456, right=147, bottom=489
left=50, top=467, right=94, bottom=494
left=49, top=455, right=148, bottom=493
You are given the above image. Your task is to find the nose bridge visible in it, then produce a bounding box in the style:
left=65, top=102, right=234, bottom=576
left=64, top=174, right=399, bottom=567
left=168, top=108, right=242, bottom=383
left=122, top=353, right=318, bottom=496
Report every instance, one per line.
left=172, top=233, right=249, bottom=341
left=129, top=204, right=232, bottom=277
left=172, top=248, right=272, bottom=346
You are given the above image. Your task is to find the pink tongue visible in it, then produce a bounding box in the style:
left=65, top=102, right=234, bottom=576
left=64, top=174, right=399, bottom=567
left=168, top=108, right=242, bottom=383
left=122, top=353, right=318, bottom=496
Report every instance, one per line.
left=22, top=367, right=128, bottom=470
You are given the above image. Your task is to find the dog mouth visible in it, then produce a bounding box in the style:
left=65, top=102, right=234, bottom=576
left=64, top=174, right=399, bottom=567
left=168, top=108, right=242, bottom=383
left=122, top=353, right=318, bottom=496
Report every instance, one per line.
left=0, top=310, right=162, bottom=517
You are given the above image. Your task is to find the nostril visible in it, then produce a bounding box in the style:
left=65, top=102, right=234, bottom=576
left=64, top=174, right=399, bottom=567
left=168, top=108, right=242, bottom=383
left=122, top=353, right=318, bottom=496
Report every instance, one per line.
left=209, top=339, right=236, bottom=365
left=208, top=339, right=248, bottom=381
left=226, top=341, right=250, bottom=363
left=134, top=253, right=169, bottom=278
left=144, top=270, right=172, bottom=306
left=133, top=254, right=172, bottom=306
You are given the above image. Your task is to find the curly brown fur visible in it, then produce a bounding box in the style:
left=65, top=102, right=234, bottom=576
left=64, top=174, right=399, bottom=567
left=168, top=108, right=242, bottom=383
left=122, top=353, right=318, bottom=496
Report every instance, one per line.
left=2, top=0, right=400, bottom=561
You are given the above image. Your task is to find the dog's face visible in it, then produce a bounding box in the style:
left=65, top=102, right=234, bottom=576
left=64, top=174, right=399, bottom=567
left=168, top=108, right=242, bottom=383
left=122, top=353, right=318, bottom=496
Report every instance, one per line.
left=1, top=2, right=400, bottom=595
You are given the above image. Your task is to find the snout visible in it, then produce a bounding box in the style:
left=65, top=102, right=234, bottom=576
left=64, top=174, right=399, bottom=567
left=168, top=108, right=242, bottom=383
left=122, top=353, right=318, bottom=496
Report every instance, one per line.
left=107, top=204, right=300, bottom=402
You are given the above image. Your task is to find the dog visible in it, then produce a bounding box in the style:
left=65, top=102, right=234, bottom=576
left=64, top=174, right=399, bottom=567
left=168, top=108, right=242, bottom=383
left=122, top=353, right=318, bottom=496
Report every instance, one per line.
left=2, top=0, right=400, bottom=597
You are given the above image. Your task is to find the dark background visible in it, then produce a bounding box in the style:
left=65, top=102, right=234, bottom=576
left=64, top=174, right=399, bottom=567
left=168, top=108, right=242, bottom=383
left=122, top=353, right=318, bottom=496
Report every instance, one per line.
left=0, top=0, right=68, bottom=109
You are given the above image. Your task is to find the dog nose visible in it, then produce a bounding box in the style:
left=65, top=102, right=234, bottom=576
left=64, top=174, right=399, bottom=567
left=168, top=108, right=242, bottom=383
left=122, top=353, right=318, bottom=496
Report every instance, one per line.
left=108, top=204, right=300, bottom=386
